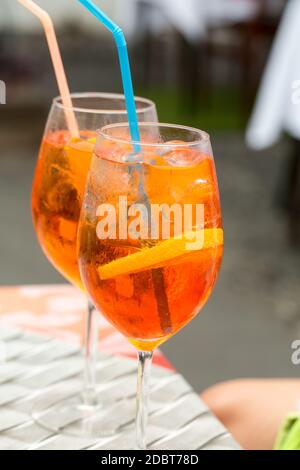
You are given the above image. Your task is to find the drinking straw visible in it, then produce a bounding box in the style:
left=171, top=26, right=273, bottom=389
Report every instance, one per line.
left=18, top=0, right=80, bottom=138
left=77, top=0, right=141, bottom=149
left=78, top=1, right=171, bottom=332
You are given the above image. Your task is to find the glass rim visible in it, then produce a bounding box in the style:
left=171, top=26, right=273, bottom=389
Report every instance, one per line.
left=52, top=92, right=156, bottom=116
left=98, top=122, right=211, bottom=148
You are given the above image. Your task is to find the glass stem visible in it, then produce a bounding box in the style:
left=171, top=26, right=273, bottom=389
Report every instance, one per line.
left=136, top=350, right=153, bottom=450
left=83, top=300, right=98, bottom=407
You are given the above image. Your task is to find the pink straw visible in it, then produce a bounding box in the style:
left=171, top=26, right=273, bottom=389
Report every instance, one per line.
left=18, top=0, right=80, bottom=138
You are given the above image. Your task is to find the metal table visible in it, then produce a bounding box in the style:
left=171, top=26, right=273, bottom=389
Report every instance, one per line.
left=0, top=285, right=240, bottom=450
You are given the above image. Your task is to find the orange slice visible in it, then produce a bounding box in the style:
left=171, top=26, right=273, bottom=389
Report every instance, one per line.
left=98, top=228, right=223, bottom=280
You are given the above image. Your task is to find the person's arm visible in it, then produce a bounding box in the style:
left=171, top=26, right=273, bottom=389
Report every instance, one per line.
left=201, top=379, right=300, bottom=450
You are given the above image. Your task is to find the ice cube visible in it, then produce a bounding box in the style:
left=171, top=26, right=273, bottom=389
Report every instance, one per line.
left=159, top=141, right=204, bottom=167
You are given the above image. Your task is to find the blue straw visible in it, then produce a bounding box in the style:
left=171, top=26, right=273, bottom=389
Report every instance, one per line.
left=77, top=0, right=141, bottom=150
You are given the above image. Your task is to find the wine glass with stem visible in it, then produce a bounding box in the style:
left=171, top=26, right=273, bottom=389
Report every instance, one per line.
left=78, top=122, right=224, bottom=449
left=31, top=93, right=158, bottom=437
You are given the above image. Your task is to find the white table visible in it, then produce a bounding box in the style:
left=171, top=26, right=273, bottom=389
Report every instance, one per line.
left=0, top=325, right=240, bottom=450
left=0, top=285, right=240, bottom=450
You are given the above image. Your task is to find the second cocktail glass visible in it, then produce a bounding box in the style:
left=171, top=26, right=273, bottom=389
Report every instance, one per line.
left=31, top=93, right=158, bottom=437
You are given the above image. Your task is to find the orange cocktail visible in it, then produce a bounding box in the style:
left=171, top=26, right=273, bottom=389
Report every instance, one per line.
left=79, top=126, right=223, bottom=351
left=32, top=130, right=94, bottom=290
left=30, top=96, right=158, bottom=441
left=78, top=122, right=223, bottom=449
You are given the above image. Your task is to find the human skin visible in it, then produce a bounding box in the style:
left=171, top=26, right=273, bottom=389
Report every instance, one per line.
left=201, top=379, right=300, bottom=450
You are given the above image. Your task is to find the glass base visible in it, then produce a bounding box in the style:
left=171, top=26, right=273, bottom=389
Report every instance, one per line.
left=32, top=395, right=119, bottom=438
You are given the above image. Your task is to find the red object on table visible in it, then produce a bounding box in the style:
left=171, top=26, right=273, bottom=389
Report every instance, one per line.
left=0, top=284, right=173, bottom=370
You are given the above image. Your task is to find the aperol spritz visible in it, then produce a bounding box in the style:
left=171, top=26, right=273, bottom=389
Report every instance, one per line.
left=78, top=123, right=223, bottom=448
left=31, top=93, right=158, bottom=437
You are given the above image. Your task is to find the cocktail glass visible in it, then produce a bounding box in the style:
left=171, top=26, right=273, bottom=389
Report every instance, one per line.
left=78, top=122, right=224, bottom=449
left=31, top=93, right=158, bottom=437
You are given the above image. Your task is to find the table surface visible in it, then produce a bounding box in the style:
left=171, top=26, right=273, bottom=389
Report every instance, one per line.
left=0, top=285, right=240, bottom=450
